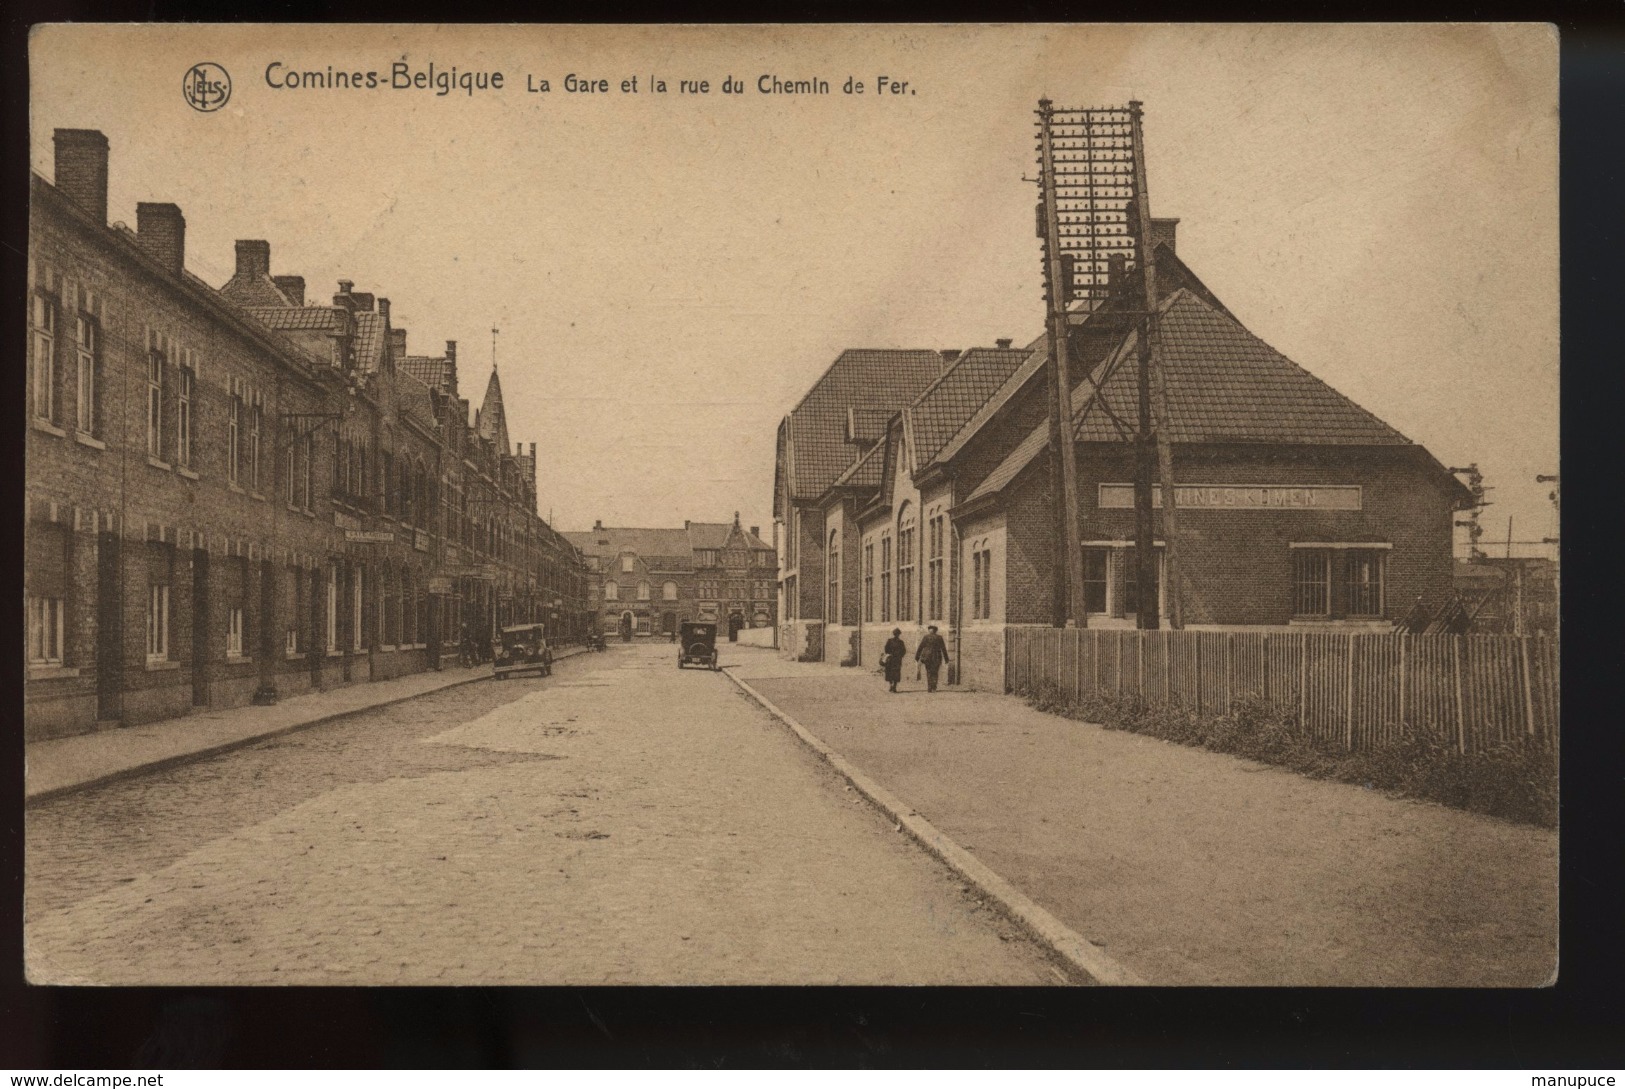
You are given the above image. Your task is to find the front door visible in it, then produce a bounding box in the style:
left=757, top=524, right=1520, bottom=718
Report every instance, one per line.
left=95, top=531, right=123, bottom=723
left=728, top=612, right=744, bottom=641
left=191, top=548, right=210, bottom=705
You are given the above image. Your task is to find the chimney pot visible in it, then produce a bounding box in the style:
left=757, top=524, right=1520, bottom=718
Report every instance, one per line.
left=53, top=129, right=109, bottom=225
left=337, top=279, right=353, bottom=294
left=995, top=338, right=1013, bottom=350
left=135, top=202, right=186, bottom=273
left=272, top=275, right=306, bottom=306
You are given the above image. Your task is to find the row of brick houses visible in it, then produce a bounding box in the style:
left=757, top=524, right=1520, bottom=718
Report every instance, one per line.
left=773, top=219, right=1473, bottom=688
left=25, top=128, right=589, bottom=741
left=564, top=515, right=777, bottom=639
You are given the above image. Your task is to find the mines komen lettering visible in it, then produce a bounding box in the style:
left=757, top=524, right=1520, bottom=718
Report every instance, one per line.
left=264, top=62, right=504, bottom=96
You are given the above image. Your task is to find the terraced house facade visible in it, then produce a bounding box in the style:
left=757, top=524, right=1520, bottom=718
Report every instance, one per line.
left=25, top=128, right=588, bottom=741
left=773, top=221, right=1472, bottom=687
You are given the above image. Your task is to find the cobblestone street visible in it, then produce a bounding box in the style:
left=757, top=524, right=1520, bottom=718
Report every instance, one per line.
left=26, top=644, right=1063, bottom=985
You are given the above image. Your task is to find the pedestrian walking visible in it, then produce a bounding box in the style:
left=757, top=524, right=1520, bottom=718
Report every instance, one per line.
left=882, top=628, right=907, bottom=693
left=915, top=625, right=950, bottom=692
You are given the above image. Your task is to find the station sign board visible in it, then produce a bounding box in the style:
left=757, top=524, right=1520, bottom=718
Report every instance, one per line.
left=1097, top=484, right=1362, bottom=512
left=345, top=529, right=395, bottom=543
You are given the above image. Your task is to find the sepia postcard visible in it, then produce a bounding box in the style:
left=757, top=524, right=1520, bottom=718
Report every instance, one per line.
left=24, top=23, right=1558, bottom=987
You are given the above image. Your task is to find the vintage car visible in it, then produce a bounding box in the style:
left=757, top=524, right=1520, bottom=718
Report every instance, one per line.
left=677, top=620, right=719, bottom=671
left=492, top=623, right=552, bottom=680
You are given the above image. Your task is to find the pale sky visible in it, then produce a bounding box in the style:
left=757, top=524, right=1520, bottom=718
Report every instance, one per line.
left=30, top=24, right=1559, bottom=552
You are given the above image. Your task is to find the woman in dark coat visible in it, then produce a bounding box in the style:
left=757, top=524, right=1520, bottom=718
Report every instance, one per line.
left=882, top=628, right=907, bottom=693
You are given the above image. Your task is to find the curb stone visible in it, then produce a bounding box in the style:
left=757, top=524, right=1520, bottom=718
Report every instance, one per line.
left=722, top=666, right=1147, bottom=987
left=26, top=646, right=594, bottom=806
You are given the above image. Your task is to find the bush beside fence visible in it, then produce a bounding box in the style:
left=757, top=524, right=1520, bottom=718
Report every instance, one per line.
left=1005, top=628, right=1558, bottom=755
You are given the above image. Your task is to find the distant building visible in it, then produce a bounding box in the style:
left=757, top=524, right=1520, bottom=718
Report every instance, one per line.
left=1453, top=558, right=1557, bottom=634
left=565, top=515, right=776, bottom=639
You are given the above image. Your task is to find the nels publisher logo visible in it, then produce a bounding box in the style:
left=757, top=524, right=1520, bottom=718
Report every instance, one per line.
left=182, top=62, right=231, bottom=112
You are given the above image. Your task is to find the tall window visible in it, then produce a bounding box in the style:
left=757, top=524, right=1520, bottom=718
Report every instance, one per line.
left=174, top=367, right=192, bottom=468
left=604, top=580, right=620, bottom=601
left=284, top=439, right=297, bottom=505
left=227, top=605, right=244, bottom=658
left=249, top=402, right=262, bottom=491
left=301, top=433, right=314, bottom=509
left=976, top=548, right=993, bottom=620
left=287, top=567, right=304, bottom=654
left=146, top=545, right=172, bottom=661
left=621, top=555, right=635, bottom=573
left=1082, top=548, right=1109, bottom=614
left=381, top=451, right=394, bottom=515
left=146, top=352, right=164, bottom=458
left=826, top=529, right=841, bottom=625
left=31, top=294, right=58, bottom=424
left=879, top=533, right=892, bottom=623
left=28, top=596, right=65, bottom=665
left=352, top=568, right=365, bottom=651
left=28, top=523, right=68, bottom=665
left=74, top=314, right=97, bottom=434
left=1292, top=550, right=1332, bottom=617
left=896, top=506, right=915, bottom=623
left=1344, top=550, right=1386, bottom=617
left=227, top=386, right=241, bottom=483
left=637, top=580, right=650, bottom=601
left=225, top=555, right=247, bottom=658
left=971, top=550, right=983, bottom=621
left=863, top=541, right=875, bottom=623
left=326, top=566, right=340, bottom=652
left=926, top=514, right=945, bottom=621
left=382, top=567, right=399, bottom=646
left=662, top=580, right=678, bottom=601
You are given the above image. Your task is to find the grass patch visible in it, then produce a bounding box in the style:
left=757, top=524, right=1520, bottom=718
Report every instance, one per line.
left=1022, top=683, right=1557, bottom=828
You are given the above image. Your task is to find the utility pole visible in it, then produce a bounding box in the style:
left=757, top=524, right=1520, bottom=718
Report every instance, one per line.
left=1036, top=98, right=1088, bottom=628
left=1127, top=101, right=1183, bottom=628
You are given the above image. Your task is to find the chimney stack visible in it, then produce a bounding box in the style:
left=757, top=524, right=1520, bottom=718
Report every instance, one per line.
left=939, top=349, right=961, bottom=363
left=273, top=275, right=306, bottom=306
left=378, top=298, right=390, bottom=323
left=750, top=526, right=760, bottom=538
left=337, top=279, right=353, bottom=294
left=445, top=340, right=457, bottom=366
left=53, top=129, right=109, bottom=225
left=593, top=519, right=604, bottom=531
left=529, top=442, right=536, bottom=460
left=388, top=329, right=407, bottom=359
left=1149, top=217, right=1179, bottom=256
left=234, top=239, right=271, bottom=279
left=995, top=338, right=1013, bottom=350
left=135, top=203, right=186, bottom=273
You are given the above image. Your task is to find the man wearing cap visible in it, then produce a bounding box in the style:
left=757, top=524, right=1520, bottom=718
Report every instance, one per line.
left=914, top=624, right=950, bottom=692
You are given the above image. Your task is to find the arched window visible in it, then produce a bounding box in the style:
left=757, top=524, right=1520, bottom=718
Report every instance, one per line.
left=604, top=580, right=620, bottom=601
left=896, top=502, right=916, bottom=623
left=637, top=581, right=650, bottom=601
left=662, top=580, right=679, bottom=601
left=827, top=527, right=841, bottom=626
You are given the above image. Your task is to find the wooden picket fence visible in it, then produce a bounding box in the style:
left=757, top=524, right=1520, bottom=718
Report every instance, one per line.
left=1005, top=627, right=1559, bottom=753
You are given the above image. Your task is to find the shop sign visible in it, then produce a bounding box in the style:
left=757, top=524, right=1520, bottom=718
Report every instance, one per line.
left=1097, top=483, right=1362, bottom=511
left=345, top=529, right=394, bottom=543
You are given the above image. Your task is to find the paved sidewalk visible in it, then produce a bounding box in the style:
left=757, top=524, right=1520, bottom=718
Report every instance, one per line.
left=729, top=647, right=1559, bottom=986
left=26, top=647, right=591, bottom=803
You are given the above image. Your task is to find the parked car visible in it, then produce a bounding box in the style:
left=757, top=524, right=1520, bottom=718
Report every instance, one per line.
left=677, top=621, right=719, bottom=671
left=493, top=623, right=552, bottom=680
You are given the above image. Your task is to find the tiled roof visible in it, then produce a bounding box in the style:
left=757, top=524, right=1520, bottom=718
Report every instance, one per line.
left=831, top=436, right=885, bottom=490
left=563, top=527, right=695, bottom=560
left=351, top=311, right=386, bottom=375
left=966, top=289, right=1415, bottom=506
left=400, top=355, right=454, bottom=392
left=1078, top=290, right=1410, bottom=446
left=847, top=407, right=893, bottom=443
left=686, top=522, right=732, bottom=549
left=931, top=334, right=1048, bottom=467
left=784, top=349, right=948, bottom=501
left=245, top=306, right=347, bottom=333
left=908, top=348, right=1032, bottom=468
left=220, top=273, right=296, bottom=308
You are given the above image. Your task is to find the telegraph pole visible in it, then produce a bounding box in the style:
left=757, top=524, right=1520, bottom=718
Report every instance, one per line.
left=1036, top=98, right=1088, bottom=628
left=1127, top=101, right=1183, bottom=629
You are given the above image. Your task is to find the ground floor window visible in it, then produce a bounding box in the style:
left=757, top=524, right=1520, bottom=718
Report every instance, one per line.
left=286, top=567, right=304, bottom=655
left=352, top=570, right=364, bottom=651
left=147, top=584, right=170, bottom=661
left=970, top=547, right=993, bottom=620
left=1078, top=545, right=1162, bottom=620
left=326, top=566, right=340, bottom=652
left=1082, top=549, right=1109, bottom=614
left=28, top=596, right=65, bottom=665
left=227, top=606, right=244, bottom=658
left=1292, top=546, right=1387, bottom=619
